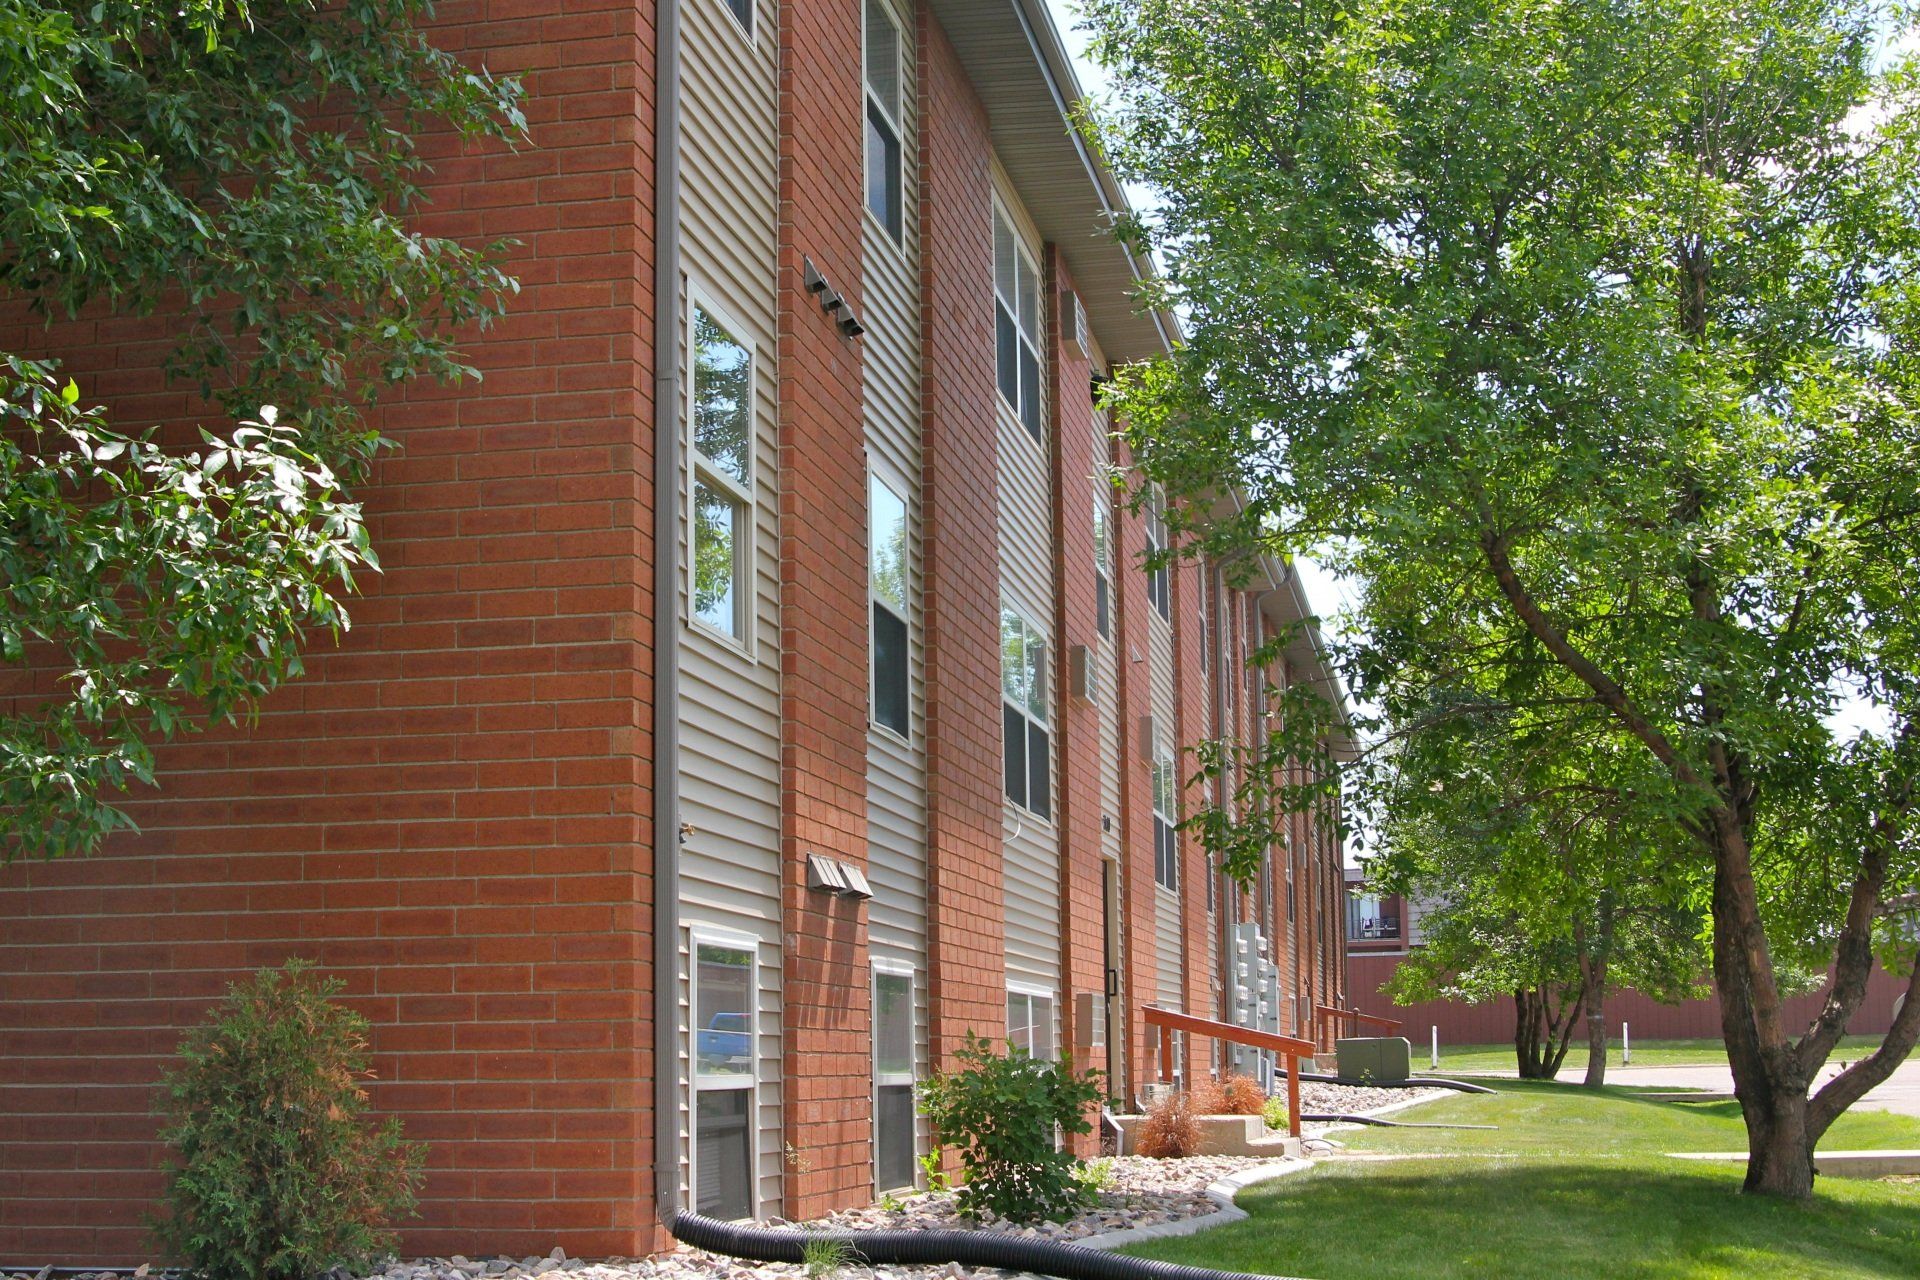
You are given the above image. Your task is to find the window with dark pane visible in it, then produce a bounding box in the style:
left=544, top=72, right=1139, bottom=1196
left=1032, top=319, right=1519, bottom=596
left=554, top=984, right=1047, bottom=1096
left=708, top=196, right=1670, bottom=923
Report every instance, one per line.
left=870, top=473, right=911, bottom=737
left=1152, top=751, right=1178, bottom=891
left=873, top=970, right=916, bottom=1191
left=1000, top=607, right=1050, bottom=817
left=864, top=0, right=903, bottom=239
left=993, top=206, right=1044, bottom=444
left=1092, top=497, right=1111, bottom=638
left=693, top=940, right=756, bottom=1219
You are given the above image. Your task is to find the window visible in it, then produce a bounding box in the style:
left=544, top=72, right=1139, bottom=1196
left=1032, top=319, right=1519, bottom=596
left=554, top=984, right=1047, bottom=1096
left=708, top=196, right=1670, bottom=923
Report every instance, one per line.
left=1152, top=746, right=1179, bottom=891
left=870, top=471, right=910, bottom=738
left=1001, top=607, right=1050, bottom=819
left=1006, top=988, right=1056, bottom=1060
left=1144, top=487, right=1170, bottom=620
left=693, top=936, right=756, bottom=1220
left=864, top=0, right=904, bottom=240
left=1198, top=573, right=1210, bottom=673
left=993, top=204, right=1043, bottom=444
left=691, top=304, right=752, bottom=642
left=1092, top=496, right=1111, bottom=639
left=873, top=968, right=916, bottom=1191
left=716, top=0, right=752, bottom=38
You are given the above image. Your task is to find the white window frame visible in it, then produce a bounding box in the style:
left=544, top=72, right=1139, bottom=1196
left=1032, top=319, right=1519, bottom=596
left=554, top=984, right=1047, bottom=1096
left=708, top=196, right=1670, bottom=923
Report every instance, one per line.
left=871, top=960, right=919, bottom=1192
left=863, top=0, right=907, bottom=245
left=1092, top=490, right=1111, bottom=640
left=1000, top=602, right=1052, bottom=821
left=1144, top=486, right=1171, bottom=621
left=869, top=461, right=913, bottom=743
left=687, top=288, right=756, bottom=653
left=1005, top=982, right=1058, bottom=1061
left=1152, top=740, right=1179, bottom=893
left=689, top=925, right=761, bottom=1221
left=713, top=0, right=754, bottom=41
left=993, top=196, right=1045, bottom=445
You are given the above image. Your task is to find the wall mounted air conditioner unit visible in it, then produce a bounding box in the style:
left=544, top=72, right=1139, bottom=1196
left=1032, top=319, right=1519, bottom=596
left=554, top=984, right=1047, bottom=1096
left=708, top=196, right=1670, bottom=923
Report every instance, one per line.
left=1061, top=289, right=1089, bottom=358
left=1070, top=645, right=1097, bottom=704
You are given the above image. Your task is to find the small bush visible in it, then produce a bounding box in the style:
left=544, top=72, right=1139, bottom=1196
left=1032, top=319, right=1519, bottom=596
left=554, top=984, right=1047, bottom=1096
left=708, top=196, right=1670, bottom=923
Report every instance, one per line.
left=918, top=1032, right=1104, bottom=1222
left=154, top=960, right=424, bottom=1280
left=1194, top=1073, right=1267, bottom=1116
left=1074, top=1156, right=1116, bottom=1194
left=1135, top=1092, right=1200, bottom=1158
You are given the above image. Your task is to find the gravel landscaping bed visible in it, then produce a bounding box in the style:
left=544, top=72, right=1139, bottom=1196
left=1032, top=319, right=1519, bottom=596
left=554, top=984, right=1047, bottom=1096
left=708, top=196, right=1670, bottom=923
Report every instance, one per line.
left=348, top=1154, right=1285, bottom=1280
left=1297, top=1080, right=1450, bottom=1117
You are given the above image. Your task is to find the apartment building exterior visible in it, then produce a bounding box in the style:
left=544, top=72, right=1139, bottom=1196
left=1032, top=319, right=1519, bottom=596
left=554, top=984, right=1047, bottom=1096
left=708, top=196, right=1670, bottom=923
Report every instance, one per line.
left=0, top=0, right=1350, bottom=1262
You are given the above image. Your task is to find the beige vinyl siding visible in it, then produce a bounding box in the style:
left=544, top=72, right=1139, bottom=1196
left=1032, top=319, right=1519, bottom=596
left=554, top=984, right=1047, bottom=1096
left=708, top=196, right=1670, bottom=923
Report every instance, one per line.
left=996, top=175, right=1058, bottom=999
left=1149, top=597, right=1181, bottom=1009
left=677, top=0, right=783, bottom=1217
left=865, top=0, right=926, bottom=982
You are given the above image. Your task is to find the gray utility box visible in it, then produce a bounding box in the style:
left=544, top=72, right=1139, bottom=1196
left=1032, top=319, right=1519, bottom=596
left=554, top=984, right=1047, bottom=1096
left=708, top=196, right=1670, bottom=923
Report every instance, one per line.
left=1335, top=1036, right=1413, bottom=1083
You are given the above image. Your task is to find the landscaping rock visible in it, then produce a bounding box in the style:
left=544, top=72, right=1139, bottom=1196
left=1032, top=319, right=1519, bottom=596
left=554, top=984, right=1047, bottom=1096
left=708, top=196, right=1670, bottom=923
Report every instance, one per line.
left=347, top=1154, right=1282, bottom=1280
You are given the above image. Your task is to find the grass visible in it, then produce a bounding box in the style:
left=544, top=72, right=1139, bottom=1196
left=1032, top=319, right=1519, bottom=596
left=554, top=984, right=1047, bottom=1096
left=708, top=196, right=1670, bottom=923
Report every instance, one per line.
left=1429, top=1033, right=1902, bottom=1075
left=1339, top=1078, right=1920, bottom=1156
left=1118, top=1080, right=1920, bottom=1279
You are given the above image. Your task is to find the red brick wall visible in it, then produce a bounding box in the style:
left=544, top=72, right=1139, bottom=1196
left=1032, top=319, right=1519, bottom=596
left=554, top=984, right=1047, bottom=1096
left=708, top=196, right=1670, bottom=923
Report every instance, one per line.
left=1349, top=953, right=1912, bottom=1046
left=0, top=0, right=659, bottom=1260
left=774, top=0, right=875, bottom=1222
left=918, top=7, right=1007, bottom=1076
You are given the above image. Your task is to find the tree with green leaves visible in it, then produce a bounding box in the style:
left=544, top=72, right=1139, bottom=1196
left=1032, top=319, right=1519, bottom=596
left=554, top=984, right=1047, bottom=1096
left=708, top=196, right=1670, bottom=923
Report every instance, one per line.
left=1086, top=0, right=1920, bottom=1196
left=0, top=0, right=522, bottom=858
left=1372, top=699, right=1707, bottom=1085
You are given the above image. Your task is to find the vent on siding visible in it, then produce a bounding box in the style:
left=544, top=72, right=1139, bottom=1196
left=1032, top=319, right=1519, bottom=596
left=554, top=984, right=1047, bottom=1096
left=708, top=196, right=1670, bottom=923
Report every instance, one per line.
left=1073, top=991, right=1106, bottom=1051
left=1060, top=288, right=1089, bottom=358
left=1070, top=644, right=1097, bottom=704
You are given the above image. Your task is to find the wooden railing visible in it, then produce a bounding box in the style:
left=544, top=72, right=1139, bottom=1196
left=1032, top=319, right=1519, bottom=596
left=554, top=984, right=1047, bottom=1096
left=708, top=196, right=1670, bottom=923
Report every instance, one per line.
left=1313, top=1002, right=1404, bottom=1046
left=1140, top=1005, right=1316, bottom=1137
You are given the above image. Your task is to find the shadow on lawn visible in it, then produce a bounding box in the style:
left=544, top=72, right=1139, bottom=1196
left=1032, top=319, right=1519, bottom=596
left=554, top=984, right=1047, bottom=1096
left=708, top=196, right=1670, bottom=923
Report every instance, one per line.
left=1165, top=1158, right=1920, bottom=1280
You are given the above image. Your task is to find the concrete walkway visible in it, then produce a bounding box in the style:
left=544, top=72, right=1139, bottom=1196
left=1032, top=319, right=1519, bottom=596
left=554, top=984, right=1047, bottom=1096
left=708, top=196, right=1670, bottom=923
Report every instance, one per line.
left=1593, top=1058, right=1920, bottom=1118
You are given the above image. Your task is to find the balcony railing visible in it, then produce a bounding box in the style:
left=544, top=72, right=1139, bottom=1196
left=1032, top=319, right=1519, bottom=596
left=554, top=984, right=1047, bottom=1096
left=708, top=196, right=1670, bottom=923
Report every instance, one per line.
left=1348, top=916, right=1401, bottom=941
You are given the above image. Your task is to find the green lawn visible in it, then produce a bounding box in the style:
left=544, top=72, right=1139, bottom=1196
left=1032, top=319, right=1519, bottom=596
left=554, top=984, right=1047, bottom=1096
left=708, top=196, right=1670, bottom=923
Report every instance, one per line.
left=1430, top=1033, right=1901, bottom=1076
left=1341, top=1077, right=1920, bottom=1156
left=1118, top=1081, right=1920, bottom=1279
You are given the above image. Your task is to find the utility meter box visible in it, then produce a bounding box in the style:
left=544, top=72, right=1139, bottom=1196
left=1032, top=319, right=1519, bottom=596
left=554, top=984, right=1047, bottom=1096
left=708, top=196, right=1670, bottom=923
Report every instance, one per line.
left=1336, top=1036, right=1413, bottom=1083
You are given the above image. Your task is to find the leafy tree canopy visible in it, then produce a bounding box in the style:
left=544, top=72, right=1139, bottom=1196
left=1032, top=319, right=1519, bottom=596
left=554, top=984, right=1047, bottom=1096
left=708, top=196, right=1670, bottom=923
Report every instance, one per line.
left=1085, top=0, right=1920, bottom=1194
left=0, top=0, right=522, bottom=857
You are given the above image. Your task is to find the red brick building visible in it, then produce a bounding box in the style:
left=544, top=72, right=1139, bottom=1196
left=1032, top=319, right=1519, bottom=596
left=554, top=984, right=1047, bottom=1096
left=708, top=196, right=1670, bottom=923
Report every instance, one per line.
left=0, top=0, right=1350, bottom=1261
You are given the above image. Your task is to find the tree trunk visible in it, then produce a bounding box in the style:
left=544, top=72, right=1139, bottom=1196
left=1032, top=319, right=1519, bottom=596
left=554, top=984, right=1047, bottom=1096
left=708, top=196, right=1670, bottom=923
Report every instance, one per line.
left=1711, top=853, right=1816, bottom=1197
left=1741, top=1085, right=1816, bottom=1198
left=1514, top=987, right=1544, bottom=1078
left=1582, top=992, right=1608, bottom=1087
left=1577, top=906, right=1611, bottom=1088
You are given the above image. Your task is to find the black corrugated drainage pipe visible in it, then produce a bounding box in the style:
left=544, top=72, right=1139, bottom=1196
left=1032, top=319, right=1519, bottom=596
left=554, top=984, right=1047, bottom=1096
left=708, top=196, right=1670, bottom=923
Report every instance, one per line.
left=667, top=1211, right=1286, bottom=1280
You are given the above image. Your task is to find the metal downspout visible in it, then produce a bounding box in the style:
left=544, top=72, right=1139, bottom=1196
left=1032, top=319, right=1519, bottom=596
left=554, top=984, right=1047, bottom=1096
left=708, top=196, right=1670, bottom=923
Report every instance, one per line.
left=652, top=0, right=682, bottom=1232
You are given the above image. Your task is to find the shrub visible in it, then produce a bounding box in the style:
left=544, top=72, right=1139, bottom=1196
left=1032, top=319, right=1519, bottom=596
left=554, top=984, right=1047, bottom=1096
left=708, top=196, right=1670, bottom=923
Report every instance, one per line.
left=918, top=1032, right=1104, bottom=1222
left=1135, top=1092, right=1200, bottom=1158
left=154, top=960, right=424, bottom=1280
left=1194, top=1073, right=1267, bottom=1116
